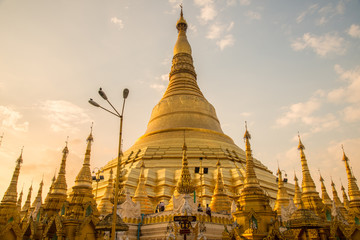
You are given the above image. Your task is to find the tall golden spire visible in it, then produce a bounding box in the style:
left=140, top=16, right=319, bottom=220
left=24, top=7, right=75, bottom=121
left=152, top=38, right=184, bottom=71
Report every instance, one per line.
left=243, top=122, right=260, bottom=188
left=331, top=179, right=348, bottom=217
left=319, top=173, right=332, bottom=207
left=209, top=159, right=231, bottom=213
left=44, top=173, right=56, bottom=205
left=44, top=140, right=69, bottom=217
left=274, top=167, right=290, bottom=216
left=293, top=173, right=302, bottom=208
left=98, top=169, right=114, bottom=216
left=17, top=186, right=23, bottom=211
left=176, top=141, right=195, bottom=194
left=297, top=134, right=323, bottom=215
left=21, top=184, right=32, bottom=213
left=133, top=160, right=153, bottom=214
left=341, top=146, right=360, bottom=211
left=31, top=179, right=43, bottom=210
left=341, top=183, right=350, bottom=210
left=141, top=6, right=228, bottom=139
left=233, top=125, right=274, bottom=236
left=1, top=149, right=23, bottom=206
left=67, top=129, right=99, bottom=220
left=52, top=140, right=69, bottom=195
left=74, top=125, right=93, bottom=189
left=331, top=179, right=343, bottom=208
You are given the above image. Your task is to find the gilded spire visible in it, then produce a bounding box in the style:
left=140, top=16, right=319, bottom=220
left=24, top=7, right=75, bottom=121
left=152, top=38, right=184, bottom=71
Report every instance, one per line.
left=243, top=122, right=259, bottom=187
left=297, top=135, right=317, bottom=194
left=52, top=139, right=69, bottom=195
left=331, top=179, right=343, bottom=208
left=174, top=5, right=191, bottom=56
left=1, top=149, right=23, bottom=206
left=162, top=6, right=201, bottom=100
left=98, top=169, right=114, bottom=216
left=341, top=146, right=360, bottom=210
left=133, top=160, right=153, bottom=214
left=44, top=173, right=56, bottom=204
left=22, top=184, right=32, bottom=213
left=74, top=125, right=93, bottom=189
left=31, top=178, right=43, bottom=209
left=17, top=186, right=23, bottom=211
left=274, top=167, right=290, bottom=215
left=233, top=125, right=274, bottom=231
left=319, top=173, right=332, bottom=207
left=293, top=173, right=302, bottom=209
left=209, top=159, right=231, bottom=213
left=297, top=134, right=323, bottom=214
left=176, top=141, right=195, bottom=194
left=341, top=184, right=350, bottom=210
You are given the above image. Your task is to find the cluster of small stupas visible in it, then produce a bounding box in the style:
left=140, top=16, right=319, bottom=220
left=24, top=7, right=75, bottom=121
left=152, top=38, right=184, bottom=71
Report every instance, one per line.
left=1, top=8, right=360, bottom=240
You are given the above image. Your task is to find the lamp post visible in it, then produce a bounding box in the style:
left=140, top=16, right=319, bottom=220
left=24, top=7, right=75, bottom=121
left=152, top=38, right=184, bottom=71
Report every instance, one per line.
left=92, top=167, right=104, bottom=200
left=89, top=87, right=129, bottom=240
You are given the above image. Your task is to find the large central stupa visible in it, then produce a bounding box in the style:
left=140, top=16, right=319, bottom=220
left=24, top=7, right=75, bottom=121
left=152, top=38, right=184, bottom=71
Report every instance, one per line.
left=98, top=9, right=293, bottom=207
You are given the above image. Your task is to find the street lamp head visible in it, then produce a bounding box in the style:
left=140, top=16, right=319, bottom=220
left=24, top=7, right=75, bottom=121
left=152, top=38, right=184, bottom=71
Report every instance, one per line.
left=123, top=88, right=129, bottom=99
left=98, top=87, right=108, bottom=100
left=89, top=98, right=100, bottom=107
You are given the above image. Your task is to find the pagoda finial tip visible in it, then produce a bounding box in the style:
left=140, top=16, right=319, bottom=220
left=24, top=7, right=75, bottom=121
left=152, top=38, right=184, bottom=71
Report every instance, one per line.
left=180, top=3, right=183, bottom=17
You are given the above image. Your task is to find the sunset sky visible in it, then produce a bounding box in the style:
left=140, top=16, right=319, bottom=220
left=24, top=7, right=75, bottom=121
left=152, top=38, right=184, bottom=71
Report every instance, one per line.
left=1, top=0, right=359, bottom=203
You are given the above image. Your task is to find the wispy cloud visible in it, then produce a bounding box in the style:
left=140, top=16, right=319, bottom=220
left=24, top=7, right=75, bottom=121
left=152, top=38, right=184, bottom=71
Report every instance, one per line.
left=316, top=2, right=345, bottom=25
left=296, top=2, right=344, bottom=26
left=158, top=74, right=169, bottom=82
left=296, top=4, right=319, bottom=23
left=150, top=84, right=167, bottom=92
left=110, top=17, right=124, bottom=29
left=167, top=0, right=182, bottom=14
left=276, top=97, right=322, bottom=127
left=277, top=64, right=360, bottom=133
left=194, top=0, right=218, bottom=23
left=150, top=73, right=169, bottom=92
left=217, top=34, right=235, bottom=50
left=206, top=22, right=235, bottom=50
left=291, top=32, right=346, bottom=57
left=329, top=64, right=360, bottom=122
left=40, top=100, right=91, bottom=133
left=245, top=10, right=261, bottom=20
left=0, top=106, right=29, bottom=132
left=239, top=0, right=251, bottom=6
left=330, top=64, right=360, bottom=104
left=347, top=24, right=360, bottom=39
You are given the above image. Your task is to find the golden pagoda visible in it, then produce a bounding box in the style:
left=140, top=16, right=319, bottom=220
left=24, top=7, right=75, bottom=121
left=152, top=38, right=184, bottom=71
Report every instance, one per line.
left=342, top=147, right=360, bottom=215
left=98, top=6, right=284, bottom=208
left=132, top=160, right=154, bottom=214
left=293, top=173, right=302, bottom=209
left=297, top=135, right=324, bottom=216
left=97, top=168, right=114, bottom=217
left=16, top=187, right=23, bottom=213
left=0, top=150, right=23, bottom=239
left=29, top=179, right=43, bottom=220
left=232, top=124, right=275, bottom=240
left=209, top=159, right=231, bottom=214
left=21, top=184, right=32, bottom=219
left=5, top=6, right=360, bottom=240
left=341, top=183, right=350, bottom=210
left=43, top=141, right=69, bottom=219
left=331, top=179, right=348, bottom=218
left=273, top=167, right=290, bottom=218
left=319, top=173, right=332, bottom=208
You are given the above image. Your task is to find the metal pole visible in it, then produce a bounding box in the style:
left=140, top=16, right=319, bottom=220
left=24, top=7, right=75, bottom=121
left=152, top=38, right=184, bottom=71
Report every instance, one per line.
left=111, top=101, right=125, bottom=240
left=200, top=157, right=203, bottom=205
left=95, top=178, right=99, bottom=200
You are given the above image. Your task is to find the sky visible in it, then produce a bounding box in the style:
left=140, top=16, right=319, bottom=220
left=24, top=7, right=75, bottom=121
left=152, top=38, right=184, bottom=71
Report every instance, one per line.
left=0, top=0, right=359, bottom=204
